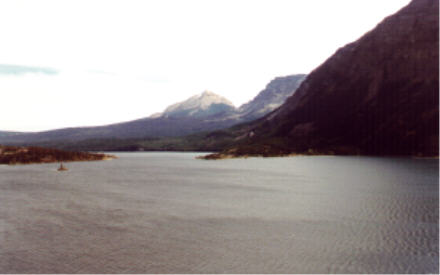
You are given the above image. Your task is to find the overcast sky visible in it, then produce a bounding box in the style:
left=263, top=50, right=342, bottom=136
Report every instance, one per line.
left=0, top=0, right=411, bottom=132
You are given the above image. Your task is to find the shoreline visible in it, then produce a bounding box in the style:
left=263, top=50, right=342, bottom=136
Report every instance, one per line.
left=0, top=145, right=117, bottom=165
left=197, top=152, right=440, bottom=160
left=2, top=156, right=118, bottom=166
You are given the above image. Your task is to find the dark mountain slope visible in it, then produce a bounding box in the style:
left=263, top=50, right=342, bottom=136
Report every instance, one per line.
left=205, top=0, right=439, bottom=158
left=0, top=116, right=235, bottom=144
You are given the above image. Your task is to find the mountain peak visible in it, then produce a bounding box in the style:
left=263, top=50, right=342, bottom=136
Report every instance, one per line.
left=160, top=91, right=235, bottom=119
left=201, top=90, right=215, bottom=96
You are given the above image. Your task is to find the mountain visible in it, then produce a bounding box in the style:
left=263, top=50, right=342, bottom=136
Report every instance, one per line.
left=0, top=76, right=305, bottom=147
left=237, top=74, right=306, bottom=121
left=160, top=90, right=235, bottom=118
left=204, top=0, right=439, bottom=159
left=0, top=116, right=235, bottom=145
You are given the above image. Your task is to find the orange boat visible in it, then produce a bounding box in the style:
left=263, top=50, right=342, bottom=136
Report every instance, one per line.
left=57, top=163, right=68, bottom=171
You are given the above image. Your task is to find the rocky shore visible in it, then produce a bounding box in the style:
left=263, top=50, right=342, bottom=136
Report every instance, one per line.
left=197, top=146, right=438, bottom=160
left=198, top=147, right=311, bottom=160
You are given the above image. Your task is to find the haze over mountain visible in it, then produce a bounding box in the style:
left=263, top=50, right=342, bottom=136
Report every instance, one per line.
left=0, top=131, right=21, bottom=138
left=0, top=74, right=305, bottom=145
left=205, top=0, right=439, bottom=158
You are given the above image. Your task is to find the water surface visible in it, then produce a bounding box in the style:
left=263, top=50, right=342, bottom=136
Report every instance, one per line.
left=0, top=153, right=438, bottom=273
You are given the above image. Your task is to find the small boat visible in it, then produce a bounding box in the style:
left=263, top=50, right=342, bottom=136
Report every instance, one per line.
left=57, top=163, right=68, bottom=171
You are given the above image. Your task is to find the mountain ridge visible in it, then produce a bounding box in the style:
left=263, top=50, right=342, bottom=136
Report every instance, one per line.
left=0, top=74, right=306, bottom=146
left=203, top=0, right=439, bottom=159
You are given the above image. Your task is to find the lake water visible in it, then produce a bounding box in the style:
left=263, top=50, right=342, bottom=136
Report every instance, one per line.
left=0, top=152, right=438, bottom=273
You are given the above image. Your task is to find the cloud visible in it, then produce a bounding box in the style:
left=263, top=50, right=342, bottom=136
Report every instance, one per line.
left=0, top=69, right=197, bottom=131
left=0, top=64, right=58, bottom=75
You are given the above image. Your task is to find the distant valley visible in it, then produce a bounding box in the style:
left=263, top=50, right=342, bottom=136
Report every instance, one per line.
left=0, top=74, right=306, bottom=148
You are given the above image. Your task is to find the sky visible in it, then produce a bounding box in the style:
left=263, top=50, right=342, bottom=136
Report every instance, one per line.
left=0, top=0, right=411, bottom=132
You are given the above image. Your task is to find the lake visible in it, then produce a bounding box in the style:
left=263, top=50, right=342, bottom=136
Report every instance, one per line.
left=0, top=152, right=438, bottom=273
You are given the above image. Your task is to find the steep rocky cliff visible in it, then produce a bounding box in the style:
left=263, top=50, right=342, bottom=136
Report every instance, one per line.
left=237, top=74, right=306, bottom=121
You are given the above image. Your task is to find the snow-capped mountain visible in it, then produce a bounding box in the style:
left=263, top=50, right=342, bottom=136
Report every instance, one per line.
left=159, top=91, right=236, bottom=119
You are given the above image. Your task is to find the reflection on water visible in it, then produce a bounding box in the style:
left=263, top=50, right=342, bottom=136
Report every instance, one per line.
left=0, top=153, right=438, bottom=273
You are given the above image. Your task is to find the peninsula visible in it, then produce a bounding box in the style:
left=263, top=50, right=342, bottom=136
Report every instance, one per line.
left=0, top=145, right=115, bottom=165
